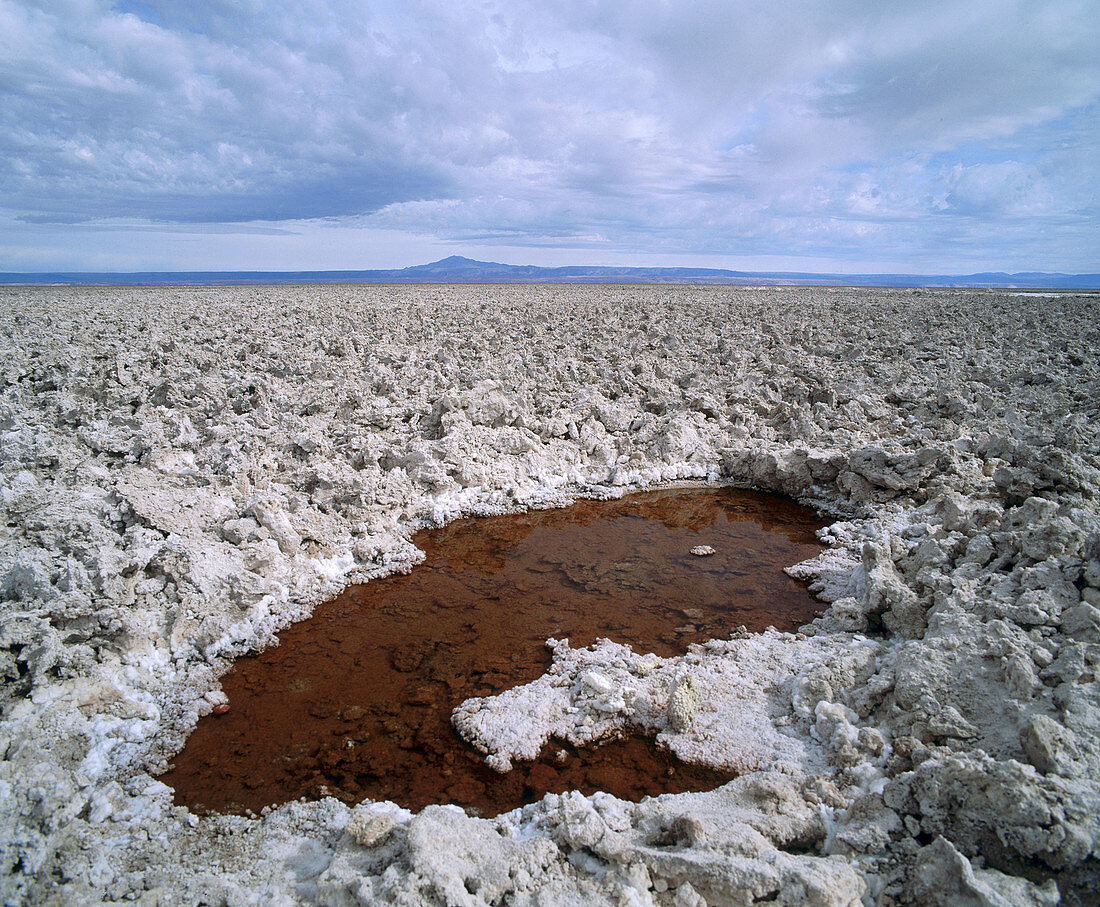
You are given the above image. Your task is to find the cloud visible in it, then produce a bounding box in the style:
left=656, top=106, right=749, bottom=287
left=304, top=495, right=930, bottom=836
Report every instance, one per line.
left=0, top=0, right=459, bottom=222
left=811, top=1, right=1100, bottom=149
left=0, top=0, right=1097, bottom=270
left=938, top=161, right=1051, bottom=216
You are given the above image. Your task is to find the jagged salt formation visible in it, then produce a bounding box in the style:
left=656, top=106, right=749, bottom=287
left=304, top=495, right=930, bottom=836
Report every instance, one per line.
left=0, top=284, right=1097, bottom=904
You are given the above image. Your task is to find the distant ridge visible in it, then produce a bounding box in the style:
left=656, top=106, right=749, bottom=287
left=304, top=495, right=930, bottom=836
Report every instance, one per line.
left=1, top=256, right=1097, bottom=288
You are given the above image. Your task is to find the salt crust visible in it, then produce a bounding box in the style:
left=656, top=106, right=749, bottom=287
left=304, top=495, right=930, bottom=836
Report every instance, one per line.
left=1, top=285, right=1098, bottom=904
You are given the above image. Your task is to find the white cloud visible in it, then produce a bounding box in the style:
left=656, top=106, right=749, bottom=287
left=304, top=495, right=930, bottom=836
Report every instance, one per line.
left=0, top=0, right=1097, bottom=270
left=940, top=162, right=1052, bottom=216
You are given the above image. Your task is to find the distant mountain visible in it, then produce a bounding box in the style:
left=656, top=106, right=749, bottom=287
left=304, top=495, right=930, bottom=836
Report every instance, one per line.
left=404, top=255, right=500, bottom=273
left=1, top=256, right=1097, bottom=288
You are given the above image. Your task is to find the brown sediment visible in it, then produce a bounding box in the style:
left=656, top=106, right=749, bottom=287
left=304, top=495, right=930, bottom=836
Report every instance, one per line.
left=163, top=487, right=825, bottom=817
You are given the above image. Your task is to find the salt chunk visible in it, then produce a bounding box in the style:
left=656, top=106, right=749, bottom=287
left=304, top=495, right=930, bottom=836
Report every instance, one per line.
left=346, top=811, right=396, bottom=847
left=580, top=671, right=614, bottom=695
left=667, top=674, right=700, bottom=733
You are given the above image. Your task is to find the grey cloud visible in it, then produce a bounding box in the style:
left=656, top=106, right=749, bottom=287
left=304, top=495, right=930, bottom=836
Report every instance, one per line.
left=0, top=0, right=462, bottom=223
left=806, top=3, right=1100, bottom=147
left=0, top=0, right=1096, bottom=270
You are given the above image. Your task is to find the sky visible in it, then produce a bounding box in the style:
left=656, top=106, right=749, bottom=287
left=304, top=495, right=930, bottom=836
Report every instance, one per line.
left=1, top=0, right=1097, bottom=274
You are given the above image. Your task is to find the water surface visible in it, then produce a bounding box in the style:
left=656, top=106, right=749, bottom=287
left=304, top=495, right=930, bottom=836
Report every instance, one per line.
left=164, top=487, right=825, bottom=816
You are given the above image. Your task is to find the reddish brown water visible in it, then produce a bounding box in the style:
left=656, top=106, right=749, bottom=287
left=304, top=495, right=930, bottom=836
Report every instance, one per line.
left=164, top=487, right=825, bottom=817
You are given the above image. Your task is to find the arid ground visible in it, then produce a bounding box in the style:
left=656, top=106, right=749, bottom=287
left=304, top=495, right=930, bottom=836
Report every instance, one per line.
left=1, top=285, right=1097, bottom=904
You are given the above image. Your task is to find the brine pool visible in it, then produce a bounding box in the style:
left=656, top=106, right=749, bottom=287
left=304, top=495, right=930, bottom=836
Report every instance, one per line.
left=164, top=487, right=826, bottom=817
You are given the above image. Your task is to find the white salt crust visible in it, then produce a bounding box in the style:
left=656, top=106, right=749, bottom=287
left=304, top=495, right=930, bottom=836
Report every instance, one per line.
left=1, top=284, right=1098, bottom=904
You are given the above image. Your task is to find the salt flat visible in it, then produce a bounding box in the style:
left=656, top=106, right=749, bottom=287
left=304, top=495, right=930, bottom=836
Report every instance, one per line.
left=1, top=284, right=1097, bottom=904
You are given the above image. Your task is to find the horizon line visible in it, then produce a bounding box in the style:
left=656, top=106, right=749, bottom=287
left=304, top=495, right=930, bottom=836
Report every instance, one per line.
left=1, top=256, right=1098, bottom=289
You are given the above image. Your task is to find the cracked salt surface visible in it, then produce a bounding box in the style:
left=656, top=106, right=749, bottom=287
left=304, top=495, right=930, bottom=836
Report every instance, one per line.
left=1, top=285, right=1098, bottom=904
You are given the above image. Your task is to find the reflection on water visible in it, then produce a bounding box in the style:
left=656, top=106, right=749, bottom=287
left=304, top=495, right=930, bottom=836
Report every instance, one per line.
left=163, top=487, right=825, bottom=817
